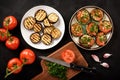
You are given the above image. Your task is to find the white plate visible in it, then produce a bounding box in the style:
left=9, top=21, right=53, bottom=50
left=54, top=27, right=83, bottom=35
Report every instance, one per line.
left=20, top=5, right=65, bottom=50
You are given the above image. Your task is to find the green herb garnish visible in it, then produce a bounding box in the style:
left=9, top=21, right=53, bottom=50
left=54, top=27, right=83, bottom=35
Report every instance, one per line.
left=46, top=61, right=67, bottom=80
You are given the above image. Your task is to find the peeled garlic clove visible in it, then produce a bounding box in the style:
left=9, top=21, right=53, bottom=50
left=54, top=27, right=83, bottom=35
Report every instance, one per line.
left=103, top=53, right=112, bottom=58
left=100, top=62, right=109, bottom=68
left=91, top=54, right=101, bottom=63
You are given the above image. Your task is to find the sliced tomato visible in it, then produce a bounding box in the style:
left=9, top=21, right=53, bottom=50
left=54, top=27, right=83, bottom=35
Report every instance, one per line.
left=61, top=49, right=75, bottom=63
left=7, top=58, right=22, bottom=74
left=20, top=49, right=36, bottom=65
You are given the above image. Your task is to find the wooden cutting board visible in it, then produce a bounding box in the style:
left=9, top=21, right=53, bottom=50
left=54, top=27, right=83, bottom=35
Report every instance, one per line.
left=32, top=42, right=88, bottom=80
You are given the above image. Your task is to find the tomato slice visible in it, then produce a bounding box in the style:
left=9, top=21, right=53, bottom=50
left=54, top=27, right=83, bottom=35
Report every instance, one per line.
left=61, top=49, right=75, bottom=63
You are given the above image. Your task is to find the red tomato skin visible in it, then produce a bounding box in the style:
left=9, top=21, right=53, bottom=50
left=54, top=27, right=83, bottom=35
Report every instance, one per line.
left=61, top=49, right=75, bottom=63
left=20, top=49, right=36, bottom=65
left=7, top=58, right=22, bottom=74
left=5, top=36, right=20, bottom=50
left=0, top=28, right=8, bottom=41
left=3, top=16, right=17, bottom=30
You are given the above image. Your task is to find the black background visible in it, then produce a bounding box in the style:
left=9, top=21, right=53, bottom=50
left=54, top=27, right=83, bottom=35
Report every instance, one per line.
left=0, top=0, right=120, bottom=80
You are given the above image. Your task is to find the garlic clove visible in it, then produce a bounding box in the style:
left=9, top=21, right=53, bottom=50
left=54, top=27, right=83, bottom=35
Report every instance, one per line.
left=100, top=62, right=109, bottom=68
left=91, top=54, right=101, bottom=63
left=103, top=53, right=112, bottom=58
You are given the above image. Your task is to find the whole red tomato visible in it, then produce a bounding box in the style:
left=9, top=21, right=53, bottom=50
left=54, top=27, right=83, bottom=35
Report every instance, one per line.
left=61, top=49, right=75, bottom=63
left=5, top=36, right=20, bottom=50
left=0, top=28, right=8, bottom=41
left=20, top=49, right=36, bottom=65
left=3, top=16, right=17, bottom=30
left=7, top=58, right=23, bottom=74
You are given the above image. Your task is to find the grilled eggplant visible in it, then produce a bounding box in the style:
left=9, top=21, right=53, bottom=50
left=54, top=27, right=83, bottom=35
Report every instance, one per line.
left=33, top=23, right=42, bottom=32
left=23, top=16, right=36, bottom=30
left=51, top=28, right=61, bottom=39
left=41, top=34, right=52, bottom=45
left=35, top=9, right=47, bottom=21
left=48, top=13, right=59, bottom=23
left=30, top=32, right=41, bottom=43
left=43, top=18, right=53, bottom=27
left=43, top=26, right=54, bottom=35
left=79, top=35, right=95, bottom=48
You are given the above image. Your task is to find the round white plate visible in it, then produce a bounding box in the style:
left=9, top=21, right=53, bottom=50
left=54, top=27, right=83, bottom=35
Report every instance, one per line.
left=20, top=5, right=65, bottom=50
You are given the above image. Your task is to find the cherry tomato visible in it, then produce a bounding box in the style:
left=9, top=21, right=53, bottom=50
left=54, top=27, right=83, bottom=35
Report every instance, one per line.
left=5, top=36, right=20, bottom=50
left=20, top=49, right=36, bottom=65
left=7, top=58, right=22, bottom=74
left=0, top=28, right=8, bottom=41
left=3, top=16, right=17, bottom=30
left=61, top=49, right=75, bottom=63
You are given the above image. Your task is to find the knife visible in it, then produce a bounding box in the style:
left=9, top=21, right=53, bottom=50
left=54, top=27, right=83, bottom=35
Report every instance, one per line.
left=39, top=56, right=97, bottom=74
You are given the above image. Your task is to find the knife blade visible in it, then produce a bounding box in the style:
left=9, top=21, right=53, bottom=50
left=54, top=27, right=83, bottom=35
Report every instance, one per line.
left=39, top=56, right=97, bottom=74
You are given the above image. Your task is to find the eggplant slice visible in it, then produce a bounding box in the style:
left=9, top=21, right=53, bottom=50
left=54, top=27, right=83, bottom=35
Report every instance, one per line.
left=41, top=34, right=52, bottom=45
left=33, top=23, right=42, bottom=32
left=30, top=32, right=41, bottom=44
left=48, top=13, right=59, bottom=23
left=35, top=9, right=47, bottom=22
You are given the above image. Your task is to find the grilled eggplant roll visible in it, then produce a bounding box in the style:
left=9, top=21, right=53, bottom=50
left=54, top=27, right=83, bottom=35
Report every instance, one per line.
left=43, top=18, right=53, bottom=27
left=35, top=9, right=47, bottom=22
left=43, top=26, right=54, bottom=35
left=91, top=8, right=104, bottom=21
left=41, top=34, right=52, bottom=45
left=71, top=23, right=83, bottom=37
left=23, top=16, right=36, bottom=30
left=99, top=20, right=112, bottom=34
left=48, top=13, right=59, bottom=23
left=33, top=23, right=42, bottom=32
left=76, top=9, right=90, bottom=24
left=86, top=22, right=98, bottom=36
left=79, top=35, right=95, bottom=48
left=51, top=28, right=61, bottom=39
left=96, top=32, right=107, bottom=46
left=30, top=32, right=41, bottom=44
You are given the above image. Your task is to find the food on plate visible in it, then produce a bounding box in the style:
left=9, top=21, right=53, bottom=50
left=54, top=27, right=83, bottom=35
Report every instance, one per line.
left=61, top=49, right=75, bottom=63
left=41, top=34, right=52, bottom=45
left=35, top=9, right=47, bottom=21
left=99, top=20, right=112, bottom=34
left=3, top=16, right=17, bottom=30
left=48, top=13, right=59, bottom=23
left=79, top=35, right=95, bottom=48
left=76, top=9, right=90, bottom=24
left=71, top=23, right=83, bottom=37
left=30, top=32, right=41, bottom=43
left=86, top=22, right=98, bottom=36
left=51, top=28, right=61, bottom=39
left=33, top=23, right=42, bottom=32
left=20, top=49, right=36, bottom=65
left=23, top=16, right=36, bottom=30
left=46, top=61, right=67, bottom=80
left=96, top=32, right=107, bottom=46
left=0, top=28, right=9, bottom=41
left=7, top=58, right=23, bottom=74
left=5, top=36, right=20, bottom=50
left=43, top=18, right=53, bottom=27
left=43, top=26, right=54, bottom=35
left=91, top=8, right=104, bottom=21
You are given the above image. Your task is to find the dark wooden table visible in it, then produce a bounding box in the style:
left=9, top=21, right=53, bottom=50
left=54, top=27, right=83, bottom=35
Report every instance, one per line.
left=0, top=0, right=120, bottom=80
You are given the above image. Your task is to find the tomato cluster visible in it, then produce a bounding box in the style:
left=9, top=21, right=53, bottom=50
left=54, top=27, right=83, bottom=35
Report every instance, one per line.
left=5, top=49, right=36, bottom=78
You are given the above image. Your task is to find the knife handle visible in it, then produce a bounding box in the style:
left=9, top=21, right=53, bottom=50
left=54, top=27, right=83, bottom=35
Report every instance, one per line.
left=70, top=63, right=97, bottom=73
